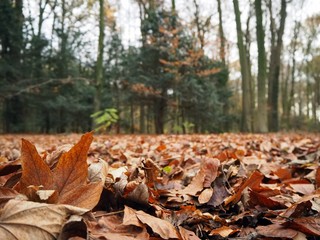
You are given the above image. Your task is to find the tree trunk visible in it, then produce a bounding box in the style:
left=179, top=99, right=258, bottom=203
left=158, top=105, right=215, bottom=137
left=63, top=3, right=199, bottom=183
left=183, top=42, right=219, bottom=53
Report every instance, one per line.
left=140, top=103, right=145, bottom=133
left=233, top=0, right=252, bottom=132
left=154, top=94, right=166, bottom=134
left=217, top=0, right=225, bottom=63
left=93, top=0, right=105, bottom=116
left=193, top=0, right=205, bottom=50
left=267, top=0, right=287, bottom=132
left=254, top=0, right=268, bottom=132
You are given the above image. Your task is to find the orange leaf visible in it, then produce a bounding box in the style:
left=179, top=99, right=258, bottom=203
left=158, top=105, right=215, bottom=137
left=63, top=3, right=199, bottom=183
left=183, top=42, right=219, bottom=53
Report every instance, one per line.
left=53, top=132, right=93, bottom=198
left=224, top=171, right=263, bottom=205
left=19, top=138, right=53, bottom=191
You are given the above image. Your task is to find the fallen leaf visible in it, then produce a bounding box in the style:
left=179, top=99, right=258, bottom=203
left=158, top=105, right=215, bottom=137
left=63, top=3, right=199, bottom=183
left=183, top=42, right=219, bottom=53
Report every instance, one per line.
left=209, top=226, right=238, bottom=237
left=203, top=158, right=220, bottom=187
left=88, top=159, right=108, bottom=184
left=282, top=217, right=320, bottom=236
left=249, top=189, right=287, bottom=210
left=90, top=214, right=149, bottom=240
left=180, top=158, right=220, bottom=196
left=256, top=223, right=298, bottom=238
left=198, top=188, right=213, bottom=204
left=46, top=144, right=73, bottom=166
left=224, top=170, right=264, bottom=205
left=58, top=215, right=87, bottom=240
left=207, top=175, right=229, bottom=207
left=0, top=159, right=21, bottom=177
left=0, top=199, right=87, bottom=240
left=16, top=132, right=103, bottom=209
left=0, top=187, right=19, bottom=207
left=53, top=132, right=93, bottom=199
left=18, top=138, right=53, bottom=191
left=58, top=181, right=103, bottom=209
left=124, top=206, right=179, bottom=239
left=178, top=226, right=201, bottom=240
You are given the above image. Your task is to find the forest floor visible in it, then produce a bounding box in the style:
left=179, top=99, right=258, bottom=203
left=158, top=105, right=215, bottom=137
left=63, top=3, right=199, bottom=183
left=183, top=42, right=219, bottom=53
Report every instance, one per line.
left=0, top=132, right=320, bottom=239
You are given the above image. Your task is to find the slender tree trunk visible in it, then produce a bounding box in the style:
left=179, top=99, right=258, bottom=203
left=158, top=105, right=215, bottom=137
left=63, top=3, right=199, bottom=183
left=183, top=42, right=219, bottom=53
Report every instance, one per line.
left=140, top=102, right=145, bottom=133
left=193, top=0, right=204, bottom=50
left=130, top=101, right=135, bottom=133
left=93, top=0, right=105, bottom=116
left=233, top=0, right=252, bottom=132
left=267, top=0, right=287, bottom=132
left=154, top=93, right=166, bottom=134
left=254, top=0, right=268, bottom=132
left=217, top=0, right=225, bottom=63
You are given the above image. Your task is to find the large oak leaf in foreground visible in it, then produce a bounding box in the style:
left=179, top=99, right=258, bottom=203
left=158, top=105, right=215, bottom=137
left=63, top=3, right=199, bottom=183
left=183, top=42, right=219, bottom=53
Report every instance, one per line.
left=16, top=132, right=103, bottom=209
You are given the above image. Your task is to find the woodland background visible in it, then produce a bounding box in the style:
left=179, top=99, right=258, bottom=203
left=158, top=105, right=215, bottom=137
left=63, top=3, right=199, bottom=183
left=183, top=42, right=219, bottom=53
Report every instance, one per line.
left=0, top=0, right=320, bottom=134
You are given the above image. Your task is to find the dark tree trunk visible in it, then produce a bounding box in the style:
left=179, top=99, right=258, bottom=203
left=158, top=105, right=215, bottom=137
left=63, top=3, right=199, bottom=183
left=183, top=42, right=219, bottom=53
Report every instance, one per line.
left=267, top=0, right=287, bottom=132
left=233, top=0, right=252, bottom=132
left=255, top=0, right=268, bottom=132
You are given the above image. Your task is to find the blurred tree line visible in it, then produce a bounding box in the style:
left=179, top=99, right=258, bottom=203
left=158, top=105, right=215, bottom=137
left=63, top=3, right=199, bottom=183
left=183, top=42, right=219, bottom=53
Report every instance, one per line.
left=0, top=0, right=319, bottom=134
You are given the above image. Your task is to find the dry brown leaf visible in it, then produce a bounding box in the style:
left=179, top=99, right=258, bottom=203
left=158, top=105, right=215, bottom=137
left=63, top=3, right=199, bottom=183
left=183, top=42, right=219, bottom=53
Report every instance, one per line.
left=207, top=175, right=229, bottom=207
left=249, top=189, right=287, bottom=209
left=46, top=144, right=73, bottom=166
left=0, top=199, right=88, bottom=240
left=282, top=217, right=320, bottom=236
left=198, top=188, right=213, bottom=204
left=180, top=158, right=220, bottom=196
left=209, top=226, right=238, bottom=237
left=90, top=214, right=149, bottom=240
left=58, top=181, right=103, bottom=209
left=125, top=206, right=179, bottom=239
left=53, top=132, right=93, bottom=198
left=0, top=159, right=21, bottom=177
left=178, top=226, right=201, bottom=240
left=203, top=158, right=220, bottom=188
left=124, top=182, right=149, bottom=206
left=0, top=187, right=19, bottom=207
left=18, top=138, right=53, bottom=191
left=58, top=215, right=87, bottom=240
left=88, top=159, right=108, bottom=184
left=256, top=223, right=298, bottom=238
left=123, top=205, right=145, bottom=228
left=224, top=170, right=264, bottom=205
left=17, top=132, right=103, bottom=209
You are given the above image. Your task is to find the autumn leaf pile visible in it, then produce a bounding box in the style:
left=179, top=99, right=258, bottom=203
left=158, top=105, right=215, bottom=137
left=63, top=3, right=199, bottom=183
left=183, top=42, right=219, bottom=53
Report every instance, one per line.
left=0, top=132, right=320, bottom=239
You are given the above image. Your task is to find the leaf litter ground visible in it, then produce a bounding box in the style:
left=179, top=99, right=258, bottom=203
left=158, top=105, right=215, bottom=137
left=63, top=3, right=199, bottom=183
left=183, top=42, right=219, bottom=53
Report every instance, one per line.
left=0, top=133, right=320, bottom=239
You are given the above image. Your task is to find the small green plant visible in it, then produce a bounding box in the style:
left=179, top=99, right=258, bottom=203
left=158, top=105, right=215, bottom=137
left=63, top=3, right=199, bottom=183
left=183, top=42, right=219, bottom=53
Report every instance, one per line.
left=183, top=121, right=195, bottom=134
left=91, top=108, right=119, bottom=132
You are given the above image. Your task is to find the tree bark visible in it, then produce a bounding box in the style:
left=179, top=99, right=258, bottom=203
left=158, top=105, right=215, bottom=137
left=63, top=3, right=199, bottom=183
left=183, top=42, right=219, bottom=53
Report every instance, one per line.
left=267, top=0, right=287, bottom=132
left=254, top=0, right=268, bottom=132
left=233, top=0, right=252, bottom=132
left=93, top=0, right=105, bottom=116
left=217, top=0, right=225, bottom=63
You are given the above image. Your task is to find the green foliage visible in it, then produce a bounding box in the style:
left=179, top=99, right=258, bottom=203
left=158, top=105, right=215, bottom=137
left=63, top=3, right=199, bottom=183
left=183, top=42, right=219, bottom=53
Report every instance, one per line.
left=162, top=166, right=172, bottom=174
left=91, top=108, right=119, bottom=132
